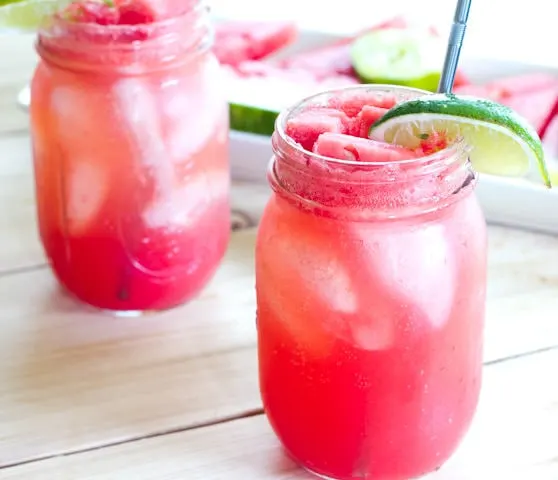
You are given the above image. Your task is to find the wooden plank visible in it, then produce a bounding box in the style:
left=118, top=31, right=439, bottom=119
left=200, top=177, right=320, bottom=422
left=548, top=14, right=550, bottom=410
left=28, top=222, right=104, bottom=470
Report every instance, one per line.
left=0, top=226, right=557, bottom=469
left=0, top=134, right=43, bottom=274
left=0, top=228, right=260, bottom=467
left=2, top=348, right=556, bottom=479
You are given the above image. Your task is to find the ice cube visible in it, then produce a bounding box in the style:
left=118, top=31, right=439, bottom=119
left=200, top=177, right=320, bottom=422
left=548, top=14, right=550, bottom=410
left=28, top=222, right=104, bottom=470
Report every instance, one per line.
left=161, top=57, right=227, bottom=161
left=113, top=77, right=177, bottom=209
left=258, top=206, right=360, bottom=358
left=65, top=159, right=109, bottom=235
left=51, top=86, right=112, bottom=155
left=355, top=223, right=455, bottom=329
left=346, top=313, right=395, bottom=351
left=50, top=86, right=115, bottom=234
left=142, top=169, right=229, bottom=231
left=113, top=79, right=168, bottom=168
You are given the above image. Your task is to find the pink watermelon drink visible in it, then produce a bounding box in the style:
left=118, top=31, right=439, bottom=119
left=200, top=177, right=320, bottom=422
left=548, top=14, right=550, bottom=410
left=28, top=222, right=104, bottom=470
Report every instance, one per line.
left=256, top=85, right=488, bottom=480
left=30, top=0, right=230, bottom=313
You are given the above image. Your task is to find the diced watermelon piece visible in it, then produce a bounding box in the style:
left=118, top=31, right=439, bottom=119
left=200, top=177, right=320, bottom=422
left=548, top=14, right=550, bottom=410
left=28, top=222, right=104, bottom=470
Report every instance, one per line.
left=213, top=21, right=298, bottom=66
left=116, top=0, right=156, bottom=24
left=129, top=0, right=197, bottom=20
left=348, top=105, right=390, bottom=137
left=285, top=108, right=350, bottom=151
left=61, top=0, right=121, bottom=25
left=487, top=73, right=558, bottom=97
left=313, top=132, right=419, bottom=162
left=416, top=131, right=450, bottom=156
left=328, top=90, right=398, bottom=117
left=500, top=87, right=558, bottom=134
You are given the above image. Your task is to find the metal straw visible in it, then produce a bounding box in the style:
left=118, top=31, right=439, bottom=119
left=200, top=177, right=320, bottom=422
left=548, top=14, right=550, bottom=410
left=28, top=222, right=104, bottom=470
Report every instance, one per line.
left=437, top=0, right=472, bottom=93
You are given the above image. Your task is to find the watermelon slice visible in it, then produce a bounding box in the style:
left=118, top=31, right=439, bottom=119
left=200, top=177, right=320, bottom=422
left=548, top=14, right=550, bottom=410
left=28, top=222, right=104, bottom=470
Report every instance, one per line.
left=277, top=17, right=410, bottom=78
left=313, top=132, right=418, bottom=161
left=453, top=84, right=503, bottom=100
left=225, top=62, right=357, bottom=136
left=500, top=86, right=558, bottom=135
left=487, top=73, right=558, bottom=97
left=213, top=20, right=298, bottom=66
left=452, top=69, right=471, bottom=88
left=543, top=114, right=558, bottom=159
left=539, top=95, right=558, bottom=140
left=277, top=16, right=468, bottom=87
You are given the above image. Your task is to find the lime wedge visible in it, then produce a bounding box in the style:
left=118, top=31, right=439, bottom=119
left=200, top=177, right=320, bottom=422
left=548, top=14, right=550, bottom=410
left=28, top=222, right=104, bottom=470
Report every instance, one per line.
left=351, top=28, right=445, bottom=92
left=370, top=94, right=551, bottom=188
left=0, top=0, right=68, bottom=30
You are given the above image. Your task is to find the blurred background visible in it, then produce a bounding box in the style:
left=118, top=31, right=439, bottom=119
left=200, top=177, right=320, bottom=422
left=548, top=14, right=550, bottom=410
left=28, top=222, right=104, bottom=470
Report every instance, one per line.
left=210, top=0, right=556, bottom=67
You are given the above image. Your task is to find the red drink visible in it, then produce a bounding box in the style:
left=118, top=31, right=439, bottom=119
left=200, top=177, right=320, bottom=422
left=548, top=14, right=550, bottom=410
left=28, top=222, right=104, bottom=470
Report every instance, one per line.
left=30, top=1, right=230, bottom=313
left=256, top=86, right=487, bottom=479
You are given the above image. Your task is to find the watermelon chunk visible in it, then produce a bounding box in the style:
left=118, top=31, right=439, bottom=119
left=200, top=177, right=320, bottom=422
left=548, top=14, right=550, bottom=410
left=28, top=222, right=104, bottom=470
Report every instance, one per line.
left=348, top=105, right=390, bottom=137
left=214, top=21, right=298, bottom=66
left=62, top=0, right=121, bottom=24
left=285, top=108, right=350, bottom=151
left=313, top=132, right=419, bottom=162
left=226, top=64, right=357, bottom=136
left=328, top=90, right=398, bottom=117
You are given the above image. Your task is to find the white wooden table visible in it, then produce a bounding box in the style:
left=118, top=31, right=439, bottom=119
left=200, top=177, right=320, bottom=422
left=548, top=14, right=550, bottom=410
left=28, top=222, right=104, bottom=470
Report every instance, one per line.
left=0, top=33, right=557, bottom=480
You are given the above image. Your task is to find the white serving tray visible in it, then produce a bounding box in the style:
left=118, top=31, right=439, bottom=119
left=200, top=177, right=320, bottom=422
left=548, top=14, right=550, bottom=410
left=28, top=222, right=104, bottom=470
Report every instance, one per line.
left=228, top=28, right=558, bottom=236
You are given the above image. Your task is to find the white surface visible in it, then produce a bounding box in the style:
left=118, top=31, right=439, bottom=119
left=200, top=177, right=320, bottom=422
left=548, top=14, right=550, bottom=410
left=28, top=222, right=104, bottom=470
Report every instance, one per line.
left=228, top=28, right=558, bottom=235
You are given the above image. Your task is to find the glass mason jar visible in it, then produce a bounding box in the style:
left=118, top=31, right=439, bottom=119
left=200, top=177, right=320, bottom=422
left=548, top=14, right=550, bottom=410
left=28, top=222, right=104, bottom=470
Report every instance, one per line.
left=256, top=85, right=487, bottom=480
left=29, top=4, right=230, bottom=314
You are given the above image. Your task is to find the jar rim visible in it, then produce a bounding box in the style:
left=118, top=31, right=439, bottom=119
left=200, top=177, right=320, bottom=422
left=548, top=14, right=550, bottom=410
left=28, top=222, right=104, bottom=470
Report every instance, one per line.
left=38, top=0, right=206, bottom=40
left=274, top=84, right=469, bottom=170
left=35, top=0, right=211, bottom=73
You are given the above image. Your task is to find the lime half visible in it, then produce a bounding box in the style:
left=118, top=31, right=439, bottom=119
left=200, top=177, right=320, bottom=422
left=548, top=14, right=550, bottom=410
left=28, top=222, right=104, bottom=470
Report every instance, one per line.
left=0, top=0, right=68, bottom=30
left=351, top=28, right=444, bottom=92
left=370, top=94, right=551, bottom=188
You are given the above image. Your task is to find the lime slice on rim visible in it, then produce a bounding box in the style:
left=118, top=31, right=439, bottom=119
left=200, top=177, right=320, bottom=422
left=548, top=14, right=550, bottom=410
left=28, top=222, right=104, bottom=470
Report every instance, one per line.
left=370, top=93, right=552, bottom=188
left=351, top=28, right=445, bottom=92
left=0, top=0, right=69, bottom=30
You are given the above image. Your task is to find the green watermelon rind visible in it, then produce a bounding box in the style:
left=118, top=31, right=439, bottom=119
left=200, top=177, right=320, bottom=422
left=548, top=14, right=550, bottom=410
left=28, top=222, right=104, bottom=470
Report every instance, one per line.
left=371, top=93, right=551, bottom=187
left=229, top=102, right=279, bottom=137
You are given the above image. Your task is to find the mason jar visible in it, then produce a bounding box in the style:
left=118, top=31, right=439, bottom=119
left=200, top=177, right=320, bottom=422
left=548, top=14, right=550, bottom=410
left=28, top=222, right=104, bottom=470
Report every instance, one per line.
left=256, top=85, right=487, bottom=480
left=30, top=3, right=230, bottom=314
